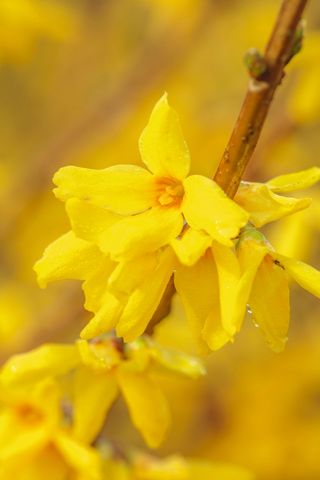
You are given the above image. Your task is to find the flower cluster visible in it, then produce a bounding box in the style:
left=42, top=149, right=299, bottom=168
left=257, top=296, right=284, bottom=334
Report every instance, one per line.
left=2, top=94, right=320, bottom=479
left=34, top=94, right=320, bottom=352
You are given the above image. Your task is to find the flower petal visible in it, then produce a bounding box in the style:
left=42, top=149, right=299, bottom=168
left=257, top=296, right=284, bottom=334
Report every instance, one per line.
left=266, top=166, right=320, bottom=193
left=0, top=424, right=49, bottom=463
left=34, top=231, right=103, bottom=288
left=98, top=207, right=183, bottom=260
left=211, top=243, right=240, bottom=335
left=235, top=182, right=311, bottom=227
left=72, top=367, right=118, bottom=444
left=170, top=228, right=212, bottom=266
left=14, top=447, right=69, bottom=480
left=55, top=432, right=102, bottom=480
left=108, top=253, right=158, bottom=296
left=277, top=254, right=320, bottom=299
left=174, top=251, right=230, bottom=353
left=139, top=93, right=190, bottom=180
left=249, top=255, right=290, bottom=352
left=182, top=175, right=248, bottom=245
left=116, top=248, right=176, bottom=342
left=65, top=198, right=120, bottom=243
left=202, top=313, right=231, bottom=352
left=76, top=339, right=121, bottom=370
left=54, top=164, right=155, bottom=215
left=234, top=235, right=269, bottom=333
left=117, top=369, right=170, bottom=448
left=1, top=344, right=80, bottom=386
left=82, top=257, right=116, bottom=313
left=149, top=340, right=206, bottom=379
left=80, top=291, right=124, bottom=340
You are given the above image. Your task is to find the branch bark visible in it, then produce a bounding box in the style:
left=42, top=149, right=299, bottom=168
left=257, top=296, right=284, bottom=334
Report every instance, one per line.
left=214, top=0, right=308, bottom=198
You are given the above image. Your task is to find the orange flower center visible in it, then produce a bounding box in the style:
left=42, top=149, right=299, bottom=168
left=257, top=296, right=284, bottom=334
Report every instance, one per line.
left=155, top=177, right=184, bottom=208
left=15, top=403, right=43, bottom=425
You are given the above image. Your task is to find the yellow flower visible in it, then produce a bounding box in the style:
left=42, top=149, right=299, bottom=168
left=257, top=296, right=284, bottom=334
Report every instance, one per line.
left=235, top=167, right=320, bottom=227
left=165, top=223, right=320, bottom=354
left=1, top=335, right=205, bottom=449
left=34, top=94, right=251, bottom=343
left=53, top=94, right=248, bottom=261
left=230, top=227, right=320, bottom=352
left=0, top=380, right=102, bottom=480
left=33, top=228, right=240, bottom=350
left=34, top=97, right=320, bottom=351
left=34, top=231, right=177, bottom=341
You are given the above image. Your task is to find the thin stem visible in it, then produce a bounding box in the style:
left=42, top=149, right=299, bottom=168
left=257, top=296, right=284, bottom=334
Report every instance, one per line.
left=214, top=0, right=308, bottom=198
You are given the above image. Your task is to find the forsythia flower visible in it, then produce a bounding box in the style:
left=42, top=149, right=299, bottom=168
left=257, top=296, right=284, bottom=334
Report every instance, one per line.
left=34, top=94, right=320, bottom=353
left=1, top=335, right=205, bottom=448
left=52, top=93, right=249, bottom=259
left=34, top=94, right=249, bottom=344
left=0, top=380, right=102, bottom=480
left=235, top=167, right=320, bottom=227
left=157, top=223, right=320, bottom=353
left=34, top=231, right=177, bottom=341
left=229, top=227, right=320, bottom=352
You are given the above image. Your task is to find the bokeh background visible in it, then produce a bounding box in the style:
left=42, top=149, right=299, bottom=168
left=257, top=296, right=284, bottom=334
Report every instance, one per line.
left=1, top=1, right=320, bottom=478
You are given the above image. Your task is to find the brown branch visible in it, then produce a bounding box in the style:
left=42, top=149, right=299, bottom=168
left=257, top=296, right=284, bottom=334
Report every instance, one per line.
left=214, top=0, right=308, bottom=198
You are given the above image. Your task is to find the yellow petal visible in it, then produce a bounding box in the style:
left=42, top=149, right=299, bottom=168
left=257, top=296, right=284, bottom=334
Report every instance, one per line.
left=249, top=255, right=290, bottom=352
left=34, top=231, right=103, bottom=288
left=174, top=251, right=230, bottom=353
left=82, top=257, right=116, bottom=313
left=17, top=446, right=70, bottom=480
left=98, top=207, right=183, bottom=260
left=139, top=93, right=190, bottom=180
left=233, top=234, right=268, bottom=334
left=266, top=166, right=320, bottom=193
left=277, top=254, right=320, bottom=298
left=202, top=313, right=231, bottom=352
left=117, top=370, right=170, bottom=448
left=116, top=248, right=176, bottom=342
left=66, top=198, right=120, bottom=243
left=182, top=175, right=248, bottom=245
left=72, top=367, right=118, bottom=443
left=54, top=164, right=155, bottom=215
left=235, top=182, right=311, bottom=227
left=237, top=243, right=268, bottom=297
left=150, top=341, right=206, bottom=379
left=211, top=243, right=240, bottom=335
left=80, top=291, right=124, bottom=340
left=1, top=344, right=80, bottom=386
left=0, top=421, right=49, bottom=463
left=170, top=228, right=212, bottom=266
left=55, top=432, right=102, bottom=480
left=76, top=339, right=121, bottom=371
left=108, top=253, right=158, bottom=296
left=120, top=338, right=151, bottom=373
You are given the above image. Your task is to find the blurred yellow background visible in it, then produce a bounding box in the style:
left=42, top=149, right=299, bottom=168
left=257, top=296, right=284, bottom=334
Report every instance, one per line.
left=1, top=1, right=320, bottom=478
